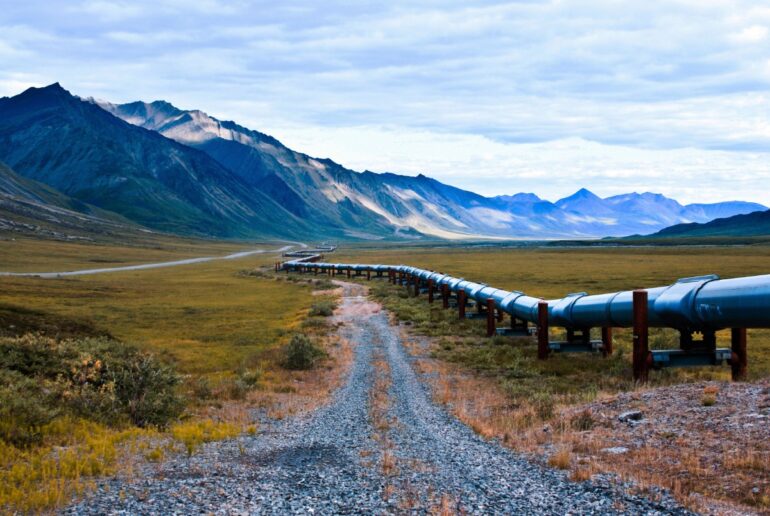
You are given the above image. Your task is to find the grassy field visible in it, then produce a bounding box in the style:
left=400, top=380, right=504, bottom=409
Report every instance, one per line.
left=0, top=255, right=313, bottom=373
left=331, top=244, right=770, bottom=511
left=335, top=244, right=770, bottom=382
left=0, top=238, right=336, bottom=512
left=0, top=235, right=278, bottom=272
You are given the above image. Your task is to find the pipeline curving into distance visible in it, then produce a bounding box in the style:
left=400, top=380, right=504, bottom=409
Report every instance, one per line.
left=280, top=256, right=770, bottom=332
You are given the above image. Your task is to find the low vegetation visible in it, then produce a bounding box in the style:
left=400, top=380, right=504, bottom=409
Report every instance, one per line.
left=309, top=299, right=337, bottom=317
left=0, top=240, right=344, bottom=513
left=337, top=245, right=770, bottom=512
left=0, top=334, right=182, bottom=446
left=284, top=334, right=327, bottom=370
left=0, top=334, right=181, bottom=512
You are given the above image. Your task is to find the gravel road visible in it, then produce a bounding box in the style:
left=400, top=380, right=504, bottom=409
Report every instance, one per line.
left=66, top=282, right=687, bottom=515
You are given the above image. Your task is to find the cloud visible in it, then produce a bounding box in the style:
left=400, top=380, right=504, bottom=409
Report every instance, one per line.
left=267, top=126, right=770, bottom=205
left=1, top=0, right=769, bottom=204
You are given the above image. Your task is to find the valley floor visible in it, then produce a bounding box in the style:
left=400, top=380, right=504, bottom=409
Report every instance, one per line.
left=66, top=282, right=684, bottom=515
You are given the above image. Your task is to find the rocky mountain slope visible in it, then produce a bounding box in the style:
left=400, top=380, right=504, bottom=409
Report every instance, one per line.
left=0, top=83, right=763, bottom=241
left=100, top=97, right=765, bottom=239
left=0, top=160, right=140, bottom=240
left=0, top=84, right=323, bottom=239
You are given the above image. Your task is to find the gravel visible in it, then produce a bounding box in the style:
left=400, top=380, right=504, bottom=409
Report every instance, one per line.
left=66, top=283, right=688, bottom=515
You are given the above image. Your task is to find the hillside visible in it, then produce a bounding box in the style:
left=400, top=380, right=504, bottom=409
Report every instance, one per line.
left=99, top=98, right=766, bottom=239
left=0, top=84, right=320, bottom=239
left=0, top=160, right=143, bottom=240
left=647, top=209, right=770, bottom=238
left=0, top=83, right=764, bottom=241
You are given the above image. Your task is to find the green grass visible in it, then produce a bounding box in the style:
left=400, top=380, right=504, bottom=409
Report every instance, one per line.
left=337, top=245, right=770, bottom=398
left=0, top=239, right=330, bottom=513
left=0, top=259, right=315, bottom=374
left=0, top=235, right=275, bottom=272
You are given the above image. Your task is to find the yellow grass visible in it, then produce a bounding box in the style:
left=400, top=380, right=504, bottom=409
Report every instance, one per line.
left=171, top=419, right=241, bottom=456
left=0, top=418, right=153, bottom=513
left=0, top=238, right=344, bottom=513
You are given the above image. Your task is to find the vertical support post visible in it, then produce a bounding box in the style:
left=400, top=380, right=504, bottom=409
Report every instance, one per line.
left=537, top=301, right=549, bottom=360
left=458, top=290, right=467, bottom=320
left=428, top=280, right=434, bottom=303
left=346, top=268, right=351, bottom=278
left=367, top=270, right=371, bottom=281
left=314, top=266, right=318, bottom=276
left=442, top=284, right=449, bottom=309
left=731, top=328, right=747, bottom=381
left=632, top=290, right=649, bottom=383
left=274, top=262, right=279, bottom=272
left=413, top=275, right=419, bottom=297
left=601, top=327, right=613, bottom=356
left=332, top=266, right=336, bottom=277
left=486, top=299, right=496, bottom=337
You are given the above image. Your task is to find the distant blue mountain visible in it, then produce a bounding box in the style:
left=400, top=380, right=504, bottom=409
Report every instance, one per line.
left=0, top=83, right=765, bottom=241
left=645, top=209, right=770, bottom=238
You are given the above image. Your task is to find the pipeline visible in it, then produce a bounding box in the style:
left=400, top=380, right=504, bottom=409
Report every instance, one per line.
left=282, top=256, right=770, bottom=331
left=280, top=255, right=768, bottom=380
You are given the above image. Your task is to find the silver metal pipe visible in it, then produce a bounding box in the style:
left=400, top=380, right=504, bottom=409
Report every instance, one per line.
left=281, top=260, right=770, bottom=330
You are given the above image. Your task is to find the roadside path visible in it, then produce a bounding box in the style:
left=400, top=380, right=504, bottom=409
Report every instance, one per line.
left=0, top=245, right=293, bottom=278
left=66, top=281, right=686, bottom=514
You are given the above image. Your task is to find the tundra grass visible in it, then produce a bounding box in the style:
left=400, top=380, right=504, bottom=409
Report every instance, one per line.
left=0, top=248, right=323, bottom=512
left=0, top=258, right=312, bottom=374
left=332, top=245, right=770, bottom=513
left=334, top=245, right=770, bottom=390
left=0, top=235, right=276, bottom=272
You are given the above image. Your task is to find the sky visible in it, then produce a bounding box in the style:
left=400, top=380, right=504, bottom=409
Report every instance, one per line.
left=1, top=0, right=769, bottom=204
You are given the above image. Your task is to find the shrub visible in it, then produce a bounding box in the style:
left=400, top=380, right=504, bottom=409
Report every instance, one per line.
left=283, top=334, right=326, bottom=370
left=0, top=334, right=183, bottom=433
left=0, top=370, right=60, bottom=446
left=309, top=300, right=337, bottom=317
left=108, top=350, right=183, bottom=428
left=227, top=366, right=262, bottom=399
left=312, top=279, right=337, bottom=290
left=237, top=367, right=262, bottom=387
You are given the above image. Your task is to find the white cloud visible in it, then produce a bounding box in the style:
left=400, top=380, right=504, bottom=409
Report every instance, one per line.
left=731, top=25, right=769, bottom=44
left=267, top=125, right=770, bottom=205
left=1, top=0, right=770, bottom=205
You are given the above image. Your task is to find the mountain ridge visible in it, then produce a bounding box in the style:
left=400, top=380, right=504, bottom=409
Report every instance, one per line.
left=644, top=209, right=770, bottom=238
left=0, top=84, right=327, bottom=239
left=98, top=94, right=766, bottom=239
left=0, top=83, right=764, bottom=241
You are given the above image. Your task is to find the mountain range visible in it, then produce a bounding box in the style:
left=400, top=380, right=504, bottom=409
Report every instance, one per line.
left=0, top=83, right=765, bottom=241
left=644, top=209, right=770, bottom=238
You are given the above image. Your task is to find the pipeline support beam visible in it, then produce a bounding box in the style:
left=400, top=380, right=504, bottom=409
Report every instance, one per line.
left=633, top=290, right=650, bottom=383
left=537, top=302, right=550, bottom=360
